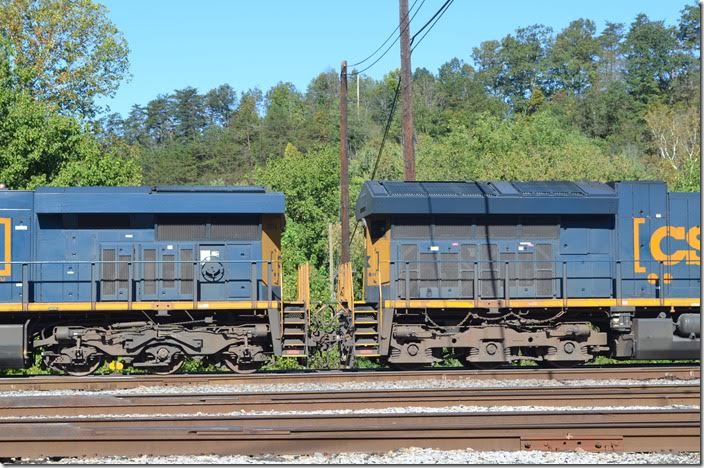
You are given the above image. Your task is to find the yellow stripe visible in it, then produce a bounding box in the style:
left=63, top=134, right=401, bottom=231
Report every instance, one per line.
left=0, top=218, right=10, bottom=277
left=384, top=298, right=700, bottom=309
left=0, top=300, right=280, bottom=313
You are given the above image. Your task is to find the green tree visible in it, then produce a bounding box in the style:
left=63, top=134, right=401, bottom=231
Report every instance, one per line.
left=549, top=19, right=600, bottom=94
left=256, top=144, right=339, bottom=300
left=0, top=0, right=129, bottom=117
left=173, top=87, right=206, bottom=141
left=0, top=41, right=139, bottom=188
left=145, top=95, right=175, bottom=144
left=623, top=14, right=683, bottom=104
left=473, top=25, right=554, bottom=112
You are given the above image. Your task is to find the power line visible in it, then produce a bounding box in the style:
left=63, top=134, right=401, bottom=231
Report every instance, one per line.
left=411, top=0, right=453, bottom=52
left=349, top=0, right=421, bottom=68
left=348, top=0, right=427, bottom=76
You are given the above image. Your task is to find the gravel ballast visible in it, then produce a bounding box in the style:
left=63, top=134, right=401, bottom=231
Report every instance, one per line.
left=0, top=377, right=697, bottom=398
left=26, top=447, right=701, bottom=464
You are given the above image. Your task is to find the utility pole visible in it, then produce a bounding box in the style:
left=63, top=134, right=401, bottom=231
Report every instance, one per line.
left=339, top=61, right=350, bottom=265
left=328, top=223, right=335, bottom=301
left=399, top=0, right=415, bottom=181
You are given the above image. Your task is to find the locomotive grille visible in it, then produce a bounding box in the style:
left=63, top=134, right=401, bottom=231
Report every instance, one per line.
left=101, top=249, right=116, bottom=296
left=118, top=255, right=130, bottom=292
left=536, top=244, right=554, bottom=296
left=480, top=244, right=502, bottom=298
left=211, top=223, right=258, bottom=240
left=143, top=249, right=156, bottom=295
left=180, top=249, right=194, bottom=295
left=460, top=244, right=476, bottom=297
left=157, top=222, right=206, bottom=241
left=394, top=224, right=431, bottom=239
left=162, top=254, right=175, bottom=288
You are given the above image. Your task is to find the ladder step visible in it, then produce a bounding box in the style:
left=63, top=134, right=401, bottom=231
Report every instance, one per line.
left=283, top=338, right=305, bottom=346
left=354, top=340, right=379, bottom=346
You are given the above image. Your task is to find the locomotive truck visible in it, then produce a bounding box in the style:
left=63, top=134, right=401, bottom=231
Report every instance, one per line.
left=0, top=180, right=699, bottom=374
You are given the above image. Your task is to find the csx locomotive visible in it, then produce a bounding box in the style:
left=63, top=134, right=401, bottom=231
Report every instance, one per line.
left=0, top=180, right=700, bottom=374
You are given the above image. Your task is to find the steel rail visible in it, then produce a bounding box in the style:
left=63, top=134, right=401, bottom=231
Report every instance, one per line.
left=0, top=365, right=698, bottom=392
left=0, top=408, right=698, bottom=458
left=0, top=384, right=698, bottom=417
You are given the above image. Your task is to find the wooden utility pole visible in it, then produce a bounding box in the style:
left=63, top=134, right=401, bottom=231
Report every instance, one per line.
left=339, top=61, right=350, bottom=264
left=399, top=0, right=415, bottom=181
left=328, top=223, right=335, bottom=301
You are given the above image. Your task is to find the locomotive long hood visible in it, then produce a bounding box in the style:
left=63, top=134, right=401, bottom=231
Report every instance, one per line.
left=33, top=185, right=286, bottom=214
left=355, top=180, right=619, bottom=219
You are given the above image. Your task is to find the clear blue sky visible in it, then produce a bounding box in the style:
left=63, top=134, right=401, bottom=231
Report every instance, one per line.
left=98, top=0, right=692, bottom=116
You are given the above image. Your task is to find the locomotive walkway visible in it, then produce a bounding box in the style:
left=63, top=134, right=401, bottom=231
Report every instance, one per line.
left=0, top=364, right=698, bottom=392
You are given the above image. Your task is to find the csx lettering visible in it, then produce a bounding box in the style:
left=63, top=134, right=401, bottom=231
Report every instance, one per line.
left=649, top=225, right=700, bottom=266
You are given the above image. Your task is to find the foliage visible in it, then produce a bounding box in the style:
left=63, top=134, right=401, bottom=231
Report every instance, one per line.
left=0, top=39, right=139, bottom=189
left=0, top=0, right=129, bottom=118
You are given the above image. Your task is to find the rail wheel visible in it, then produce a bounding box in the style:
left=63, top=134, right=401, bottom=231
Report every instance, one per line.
left=152, top=356, right=186, bottom=375
left=223, top=358, right=261, bottom=374
left=46, top=355, right=103, bottom=376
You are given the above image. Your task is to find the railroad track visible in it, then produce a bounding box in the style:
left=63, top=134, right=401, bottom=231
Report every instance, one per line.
left=0, top=365, right=699, bottom=392
left=0, top=384, right=698, bottom=417
left=0, top=408, right=699, bottom=459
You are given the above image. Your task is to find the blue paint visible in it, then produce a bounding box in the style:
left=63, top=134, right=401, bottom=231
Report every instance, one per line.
left=358, top=180, right=700, bottom=303
left=0, top=186, right=284, bottom=304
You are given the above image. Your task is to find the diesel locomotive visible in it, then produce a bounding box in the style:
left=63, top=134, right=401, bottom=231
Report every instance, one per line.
left=339, top=180, right=700, bottom=368
left=0, top=185, right=311, bottom=375
left=0, top=180, right=700, bottom=374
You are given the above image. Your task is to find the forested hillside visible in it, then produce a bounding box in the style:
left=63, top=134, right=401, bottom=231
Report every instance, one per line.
left=0, top=0, right=700, bottom=299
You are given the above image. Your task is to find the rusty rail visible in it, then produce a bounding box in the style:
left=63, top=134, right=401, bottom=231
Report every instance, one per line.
left=0, top=408, right=698, bottom=458
left=0, top=365, right=698, bottom=392
left=0, top=384, right=698, bottom=418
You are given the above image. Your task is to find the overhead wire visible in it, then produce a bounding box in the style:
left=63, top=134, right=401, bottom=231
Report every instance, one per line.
left=349, top=0, right=421, bottom=68
left=348, top=0, right=427, bottom=76
left=411, top=0, right=453, bottom=52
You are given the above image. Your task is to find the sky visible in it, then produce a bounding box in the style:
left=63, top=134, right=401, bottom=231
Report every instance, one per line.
left=97, top=0, right=693, bottom=117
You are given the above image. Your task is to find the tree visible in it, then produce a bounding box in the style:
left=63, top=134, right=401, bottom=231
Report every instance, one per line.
left=145, top=95, right=175, bottom=144
left=549, top=19, right=599, bottom=94
left=173, top=87, right=206, bottom=141
left=473, top=25, right=554, bottom=112
left=643, top=103, right=699, bottom=184
left=204, top=84, right=236, bottom=127
left=262, top=82, right=306, bottom=157
left=0, top=40, right=139, bottom=189
left=0, top=0, right=129, bottom=118
left=596, top=22, right=625, bottom=84
left=623, top=14, right=683, bottom=104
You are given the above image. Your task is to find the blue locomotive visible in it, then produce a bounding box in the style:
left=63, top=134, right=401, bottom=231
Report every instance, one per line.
left=0, top=180, right=699, bottom=374
left=342, top=180, right=700, bottom=367
left=0, top=186, right=310, bottom=374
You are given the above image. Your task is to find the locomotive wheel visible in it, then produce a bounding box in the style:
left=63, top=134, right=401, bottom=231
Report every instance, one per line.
left=44, top=347, right=104, bottom=376
left=223, top=358, right=261, bottom=374
left=54, top=357, right=104, bottom=376
left=152, top=356, right=186, bottom=375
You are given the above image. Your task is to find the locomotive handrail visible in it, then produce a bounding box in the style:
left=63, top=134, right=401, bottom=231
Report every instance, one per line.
left=3, top=259, right=283, bottom=310
left=382, top=258, right=699, bottom=305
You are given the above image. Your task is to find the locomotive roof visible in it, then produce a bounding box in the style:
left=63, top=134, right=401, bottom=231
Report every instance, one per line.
left=30, top=185, right=285, bottom=214
left=355, top=180, right=620, bottom=219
